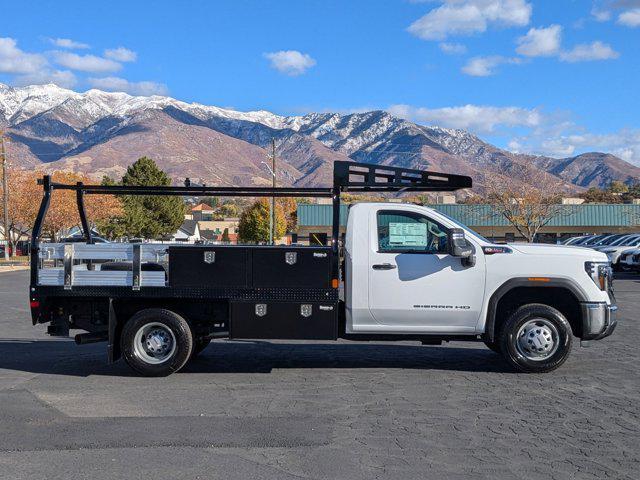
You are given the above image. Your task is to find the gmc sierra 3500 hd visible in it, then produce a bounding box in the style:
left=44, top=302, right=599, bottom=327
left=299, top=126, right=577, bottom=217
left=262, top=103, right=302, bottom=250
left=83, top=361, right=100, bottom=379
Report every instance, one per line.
left=29, top=161, right=617, bottom=376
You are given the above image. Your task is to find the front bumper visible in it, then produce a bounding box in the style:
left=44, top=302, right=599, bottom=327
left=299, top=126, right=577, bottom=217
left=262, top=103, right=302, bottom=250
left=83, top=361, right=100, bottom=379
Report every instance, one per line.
left=580, top=302, right=618, bottom=340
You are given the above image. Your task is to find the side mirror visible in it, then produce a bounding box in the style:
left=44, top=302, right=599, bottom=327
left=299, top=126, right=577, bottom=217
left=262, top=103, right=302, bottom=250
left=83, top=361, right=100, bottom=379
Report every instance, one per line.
left=447, top=228, right=473, bottom=258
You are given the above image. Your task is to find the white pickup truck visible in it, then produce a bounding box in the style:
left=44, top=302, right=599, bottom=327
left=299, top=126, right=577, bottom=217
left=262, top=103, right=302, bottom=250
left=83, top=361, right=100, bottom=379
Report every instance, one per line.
left=344, top=202, right=616, bottom=373
left=29, top=161, right=617, bottom=376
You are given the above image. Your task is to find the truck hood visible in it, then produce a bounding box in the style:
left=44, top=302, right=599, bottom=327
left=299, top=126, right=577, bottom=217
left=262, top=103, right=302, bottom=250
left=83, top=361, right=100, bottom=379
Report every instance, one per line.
left=509, top=243, right=609, bottom=261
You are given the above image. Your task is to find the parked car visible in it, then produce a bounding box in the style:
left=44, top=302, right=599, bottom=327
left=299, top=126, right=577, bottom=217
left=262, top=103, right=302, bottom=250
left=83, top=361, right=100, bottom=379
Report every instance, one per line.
left=618, top=248, right=640, bottom=271
left=598, top=235, right=640, bottom=270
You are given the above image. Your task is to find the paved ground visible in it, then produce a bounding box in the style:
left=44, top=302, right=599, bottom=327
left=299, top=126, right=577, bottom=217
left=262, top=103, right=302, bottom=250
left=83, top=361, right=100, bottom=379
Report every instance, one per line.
left=0, top=270, right=638, bottom=479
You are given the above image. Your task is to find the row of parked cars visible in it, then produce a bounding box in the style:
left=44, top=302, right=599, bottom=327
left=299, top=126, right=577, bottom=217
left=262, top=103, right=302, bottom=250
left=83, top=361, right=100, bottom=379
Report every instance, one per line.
left=562, top=233, right=640, bottom=271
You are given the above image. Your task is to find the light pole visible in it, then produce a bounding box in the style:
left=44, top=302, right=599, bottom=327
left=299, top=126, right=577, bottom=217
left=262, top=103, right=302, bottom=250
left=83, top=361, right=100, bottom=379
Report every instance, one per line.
left=261, top=138, right=276, bottom=244
left=1, top=131, right=9, bottom=260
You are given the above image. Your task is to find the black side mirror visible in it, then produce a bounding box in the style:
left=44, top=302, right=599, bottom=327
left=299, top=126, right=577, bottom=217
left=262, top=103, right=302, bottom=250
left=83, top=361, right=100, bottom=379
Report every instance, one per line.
left=447, top=228, right=474, bottom=258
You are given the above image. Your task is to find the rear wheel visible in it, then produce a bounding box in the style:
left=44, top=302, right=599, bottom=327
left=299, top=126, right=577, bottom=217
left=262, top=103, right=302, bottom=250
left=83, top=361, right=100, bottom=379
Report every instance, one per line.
left=121, top=309, right=193, bottom=377
left=499, top=303, right=572, bottom=373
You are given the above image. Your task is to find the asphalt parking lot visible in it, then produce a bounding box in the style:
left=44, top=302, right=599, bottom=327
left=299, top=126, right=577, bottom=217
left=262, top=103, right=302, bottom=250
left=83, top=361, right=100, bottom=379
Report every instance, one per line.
left=0, top=269, right=638, bottom=480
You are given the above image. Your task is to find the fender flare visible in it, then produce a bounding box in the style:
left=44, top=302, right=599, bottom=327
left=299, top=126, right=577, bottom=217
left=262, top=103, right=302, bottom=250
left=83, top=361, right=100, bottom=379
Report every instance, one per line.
left=485, top=277, right=589, bottom=342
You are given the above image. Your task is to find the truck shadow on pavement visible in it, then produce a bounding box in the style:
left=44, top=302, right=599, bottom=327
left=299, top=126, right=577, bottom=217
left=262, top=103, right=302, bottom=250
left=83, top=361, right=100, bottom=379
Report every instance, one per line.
left=0, top=338, right=513, bottom=377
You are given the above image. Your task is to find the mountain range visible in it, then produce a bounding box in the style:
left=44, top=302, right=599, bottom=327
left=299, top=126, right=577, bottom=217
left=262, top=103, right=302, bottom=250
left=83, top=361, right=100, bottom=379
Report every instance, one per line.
left=1, top=83, right=639, bottom=195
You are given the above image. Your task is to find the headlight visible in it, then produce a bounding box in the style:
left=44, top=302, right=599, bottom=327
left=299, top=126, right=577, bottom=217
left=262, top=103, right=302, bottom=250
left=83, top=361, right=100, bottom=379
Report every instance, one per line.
left=585, top=261, right=612, bottom=291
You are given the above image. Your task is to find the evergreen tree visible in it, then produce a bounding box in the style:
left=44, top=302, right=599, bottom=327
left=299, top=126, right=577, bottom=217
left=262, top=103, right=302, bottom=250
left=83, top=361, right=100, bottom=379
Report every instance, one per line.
left=221, top=227, right=230, bottom=243
left=238, top=199, right=286, bottom=243
left=117, top=157, right=185, bottom=239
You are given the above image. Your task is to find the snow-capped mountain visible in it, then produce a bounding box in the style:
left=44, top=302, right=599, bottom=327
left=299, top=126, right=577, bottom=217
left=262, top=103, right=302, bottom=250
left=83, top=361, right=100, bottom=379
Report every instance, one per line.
left=1, top=82, right=638, bottom=191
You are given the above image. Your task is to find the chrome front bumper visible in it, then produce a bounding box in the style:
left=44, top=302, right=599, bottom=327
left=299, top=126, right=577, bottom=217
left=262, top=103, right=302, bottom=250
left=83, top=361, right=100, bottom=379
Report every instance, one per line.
left=580, top=302, right=618, bottom=340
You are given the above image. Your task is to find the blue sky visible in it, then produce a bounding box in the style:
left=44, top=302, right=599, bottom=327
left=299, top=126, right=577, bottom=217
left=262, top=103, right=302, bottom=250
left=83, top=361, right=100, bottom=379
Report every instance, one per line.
left=1, top=0, right=639, bottom=163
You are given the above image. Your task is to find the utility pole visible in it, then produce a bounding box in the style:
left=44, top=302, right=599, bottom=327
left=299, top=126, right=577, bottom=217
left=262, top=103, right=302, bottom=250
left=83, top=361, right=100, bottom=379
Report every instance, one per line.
left=1, top=131, right=9, bottom=260
left=271, top=138, right=276, bottom=245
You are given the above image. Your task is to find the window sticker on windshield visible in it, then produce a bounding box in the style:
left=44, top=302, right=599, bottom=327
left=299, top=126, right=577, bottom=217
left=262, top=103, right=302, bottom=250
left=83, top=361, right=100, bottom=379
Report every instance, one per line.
left=389, top=222, right=428, bottom=247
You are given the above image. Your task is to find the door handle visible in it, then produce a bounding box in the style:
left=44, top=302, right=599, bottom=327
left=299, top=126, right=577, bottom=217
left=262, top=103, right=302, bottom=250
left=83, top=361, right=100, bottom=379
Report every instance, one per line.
left=372, top=263, right=397, bottom=270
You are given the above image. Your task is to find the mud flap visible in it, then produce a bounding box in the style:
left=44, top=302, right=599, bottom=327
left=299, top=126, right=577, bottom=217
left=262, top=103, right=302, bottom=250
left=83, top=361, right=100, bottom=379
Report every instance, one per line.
left=107, top=298, right=120, bottom=363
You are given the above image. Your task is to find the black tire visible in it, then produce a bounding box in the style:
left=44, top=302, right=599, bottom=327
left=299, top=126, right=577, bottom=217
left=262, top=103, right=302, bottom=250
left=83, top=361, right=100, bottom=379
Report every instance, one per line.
left=121, top=308, right=193, bottom=377
left=499, top=303, right=572, bottom=373
left=483, top=340, right=502, bottom=354
left=190, top=337, right=212, bottom=359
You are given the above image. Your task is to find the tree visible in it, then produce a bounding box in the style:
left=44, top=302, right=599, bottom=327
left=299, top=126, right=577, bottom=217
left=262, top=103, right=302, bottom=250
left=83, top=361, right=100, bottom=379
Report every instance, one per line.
left=0, top=170, right=40, bottom=254
left=238, top=199, right=286, bottom=243
left=0, top=170, right=122, bottom=251
left=277, top=197, right=298, bottom=232
left=221, top=227, right=230, bottom=243
left=481, top=165, right=567, bottom=243
left=108, top=157, right=185, bottom=239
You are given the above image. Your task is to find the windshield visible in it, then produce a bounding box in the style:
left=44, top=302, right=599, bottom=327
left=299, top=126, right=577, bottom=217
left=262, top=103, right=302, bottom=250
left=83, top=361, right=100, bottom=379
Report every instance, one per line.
left=613, top=235, right=640, bottom=246
left=582, top=235, right=605, bottom=245
left=608, top=235, right=632, bottom=246
left=596, top=234, right=625, bottom=246
left=571, top=236, right=592, bottom=245
left=436, top=211, right=491, bottom=244
left=567, top=236, right=587, bottom=245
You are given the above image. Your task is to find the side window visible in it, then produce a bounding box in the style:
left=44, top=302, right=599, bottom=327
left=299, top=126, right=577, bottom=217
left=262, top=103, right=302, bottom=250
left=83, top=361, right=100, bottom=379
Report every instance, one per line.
left=377, top=210, right=448, bottom=254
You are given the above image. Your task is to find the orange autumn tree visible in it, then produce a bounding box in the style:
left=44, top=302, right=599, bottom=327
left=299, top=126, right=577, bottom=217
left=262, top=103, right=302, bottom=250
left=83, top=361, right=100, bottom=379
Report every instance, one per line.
left=0, top=170, right=122, bottom=252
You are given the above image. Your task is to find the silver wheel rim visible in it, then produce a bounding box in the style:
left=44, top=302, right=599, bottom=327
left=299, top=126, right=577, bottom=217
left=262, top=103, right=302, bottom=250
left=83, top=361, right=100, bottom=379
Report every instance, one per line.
left=515, top=318, right=559, bottom=361
left=133, top=322, right=177, bottom=365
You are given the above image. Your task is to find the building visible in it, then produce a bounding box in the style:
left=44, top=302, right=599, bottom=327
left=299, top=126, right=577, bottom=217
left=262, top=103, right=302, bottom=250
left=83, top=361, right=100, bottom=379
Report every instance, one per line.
left=296, top=203, right=640, bottom=244
left=198, top=218, right=240, bottom=243
left=170, top=219, right=201, bottom=243
left=190, top=203, right=216, bottom=221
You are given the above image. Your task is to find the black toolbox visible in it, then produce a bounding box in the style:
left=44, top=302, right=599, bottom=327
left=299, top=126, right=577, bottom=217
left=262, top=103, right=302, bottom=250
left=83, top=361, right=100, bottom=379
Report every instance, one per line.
left=230, top=301, right=338, bottom=340
left=169, top=246, right=332, bottom=289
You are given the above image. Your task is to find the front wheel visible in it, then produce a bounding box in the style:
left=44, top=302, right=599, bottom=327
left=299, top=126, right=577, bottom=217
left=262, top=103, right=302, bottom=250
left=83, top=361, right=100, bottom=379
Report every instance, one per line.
left=499, top=303, right=572, bottom=373
left=121, top=309, right=193, bottom=377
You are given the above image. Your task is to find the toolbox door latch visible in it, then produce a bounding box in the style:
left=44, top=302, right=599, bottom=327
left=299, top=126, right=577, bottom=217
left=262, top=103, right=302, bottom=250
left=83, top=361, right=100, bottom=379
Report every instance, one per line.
left=285, top=252, right=297, bottom=265
left=204, top=251, right=215, bottom=264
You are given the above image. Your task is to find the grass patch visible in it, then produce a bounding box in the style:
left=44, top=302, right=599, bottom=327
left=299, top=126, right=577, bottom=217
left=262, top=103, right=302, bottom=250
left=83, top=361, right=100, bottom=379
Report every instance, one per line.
left=0, top=256, right=29, bottom=263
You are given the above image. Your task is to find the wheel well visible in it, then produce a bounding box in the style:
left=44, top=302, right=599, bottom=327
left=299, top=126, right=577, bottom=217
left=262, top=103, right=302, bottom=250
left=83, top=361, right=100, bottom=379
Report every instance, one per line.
left=493, top=287, right=582, bottom=338
left=108, top=299, right=229, bottom=362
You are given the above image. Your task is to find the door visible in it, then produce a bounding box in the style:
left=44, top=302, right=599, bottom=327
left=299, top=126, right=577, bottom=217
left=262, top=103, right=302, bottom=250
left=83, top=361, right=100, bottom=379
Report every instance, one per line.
left=367, top=208, right=485, bottom=333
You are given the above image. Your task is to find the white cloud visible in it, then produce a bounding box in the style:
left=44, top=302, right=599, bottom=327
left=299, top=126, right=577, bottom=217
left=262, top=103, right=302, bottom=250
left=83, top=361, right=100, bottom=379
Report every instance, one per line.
left=387, top=103, right=542, bottom=133
left=439, top=42, right=467, bottom=54
left=13, top=69, right=77, bottom=88
left=618, top=8, right=640, bottom=26
left=388, top=102, right=640, bottom=164
left=559, top=41, right=620, bottom=62
left=263, top=50, right=316, bottom=76
left=104, top=47, right=137, bottom=62
left=591, top=8, right=612, bottom=22
left=48, top=38, right=90, bottom=49
left=516, top=25, right=562, bottom=57
left=0, top=37, right=47, bottom=74
left=88, top=76, right=168, bottom=96
left=461, top=55, right=520, bottom=76
left=515, top=129, right=640, bottom=164
left=52, top=51, right=122, bottom=73
left=407, top=0, right=532, bottom=40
